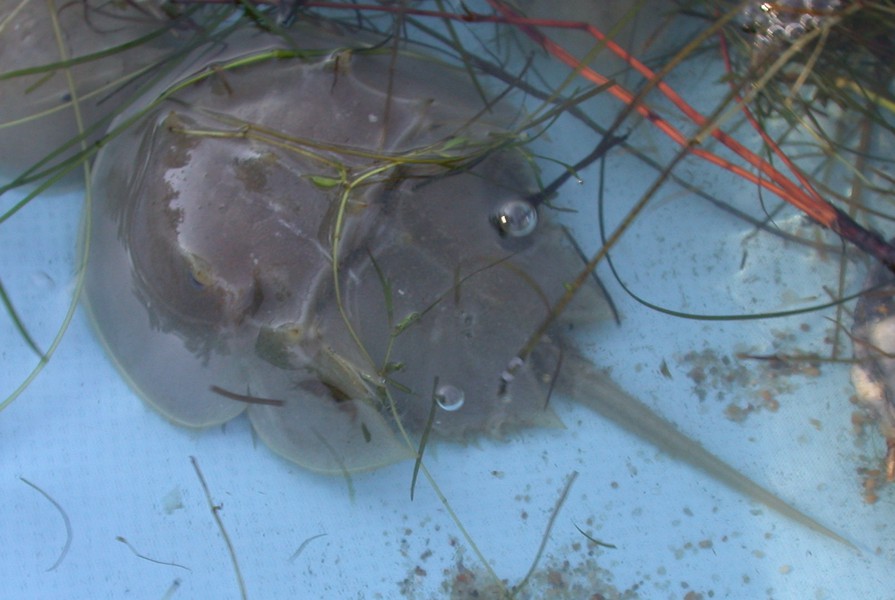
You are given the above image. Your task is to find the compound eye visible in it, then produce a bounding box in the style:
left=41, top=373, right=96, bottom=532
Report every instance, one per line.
left=492, top=199, right=538, bottom=237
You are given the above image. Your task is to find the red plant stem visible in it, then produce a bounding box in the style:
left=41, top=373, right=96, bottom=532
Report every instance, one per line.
left=483, top=0, right=895, bottom=269
left=716, top=29, right=829, bottom=207
left=484, top=2, right=819, bottom=209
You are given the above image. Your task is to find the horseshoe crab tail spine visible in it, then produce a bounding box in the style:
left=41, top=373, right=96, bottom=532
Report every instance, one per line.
left=559, top=348, right=857, bottom=550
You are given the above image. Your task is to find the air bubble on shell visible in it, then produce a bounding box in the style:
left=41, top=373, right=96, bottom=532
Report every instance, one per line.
left=493, top=199, right=538, bottom=237
left=435, top=384, right=465, bottom=411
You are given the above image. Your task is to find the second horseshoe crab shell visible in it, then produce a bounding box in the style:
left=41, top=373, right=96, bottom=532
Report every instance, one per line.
left=0, top=0, right=187, bottom=184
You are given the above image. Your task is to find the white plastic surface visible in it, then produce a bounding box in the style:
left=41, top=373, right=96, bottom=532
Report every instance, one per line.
left=2, top=12, right=892, bottom=600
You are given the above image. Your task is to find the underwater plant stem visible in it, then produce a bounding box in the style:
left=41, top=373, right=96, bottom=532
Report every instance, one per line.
left=160, top=579, right=182, bottom=600
left=512, top=471, right=577, bottom=597
left=19, top=477, right=72, bottom=571
left=516, top=146, right=691, bottom=365
left=829, top=117, right=874, bottom=359
left=410, top=378, right=439, bottom=501
left=1, top=0, right=94, bottom=413
left=0, top=0, right=30, bottom=36
left=190, top=457, right=248, bottom=600
left=287, top=533, right=327, bottom=563
left=115, top=536, right=191, bottom=572
left=0, top=277, right=46, bottom=360
left=330, top=168, right=390, bottom=369
left=209, top=385, right=285, bottom=406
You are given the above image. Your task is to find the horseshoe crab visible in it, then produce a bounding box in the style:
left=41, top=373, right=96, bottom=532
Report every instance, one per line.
left=83, top=26, right=850, bottom=545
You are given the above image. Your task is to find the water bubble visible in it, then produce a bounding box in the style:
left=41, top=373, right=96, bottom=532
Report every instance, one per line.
left=435, top=384, right=465, bottom=411
left=493, top=199, right=537, bottom=237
